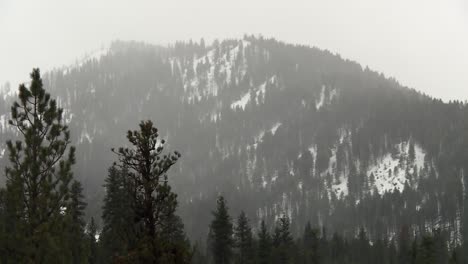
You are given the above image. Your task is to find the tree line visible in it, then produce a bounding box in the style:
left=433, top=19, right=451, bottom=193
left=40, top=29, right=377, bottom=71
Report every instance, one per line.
left=200, top=196, right=464, bottom=264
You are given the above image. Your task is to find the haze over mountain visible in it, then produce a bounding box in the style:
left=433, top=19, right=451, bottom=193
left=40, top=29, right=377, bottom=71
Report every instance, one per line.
left=1, top=0, right=468, bottom=102
left=1, top=36, right=467, bottom=244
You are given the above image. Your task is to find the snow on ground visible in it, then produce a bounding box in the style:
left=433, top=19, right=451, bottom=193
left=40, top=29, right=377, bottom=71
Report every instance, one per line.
left=270, top=122, right=281, bottom=135
left=315, top=85, right=338, bottom=110
left=262, top=175, right=268, bottom=188
left=332, top=175, right=349, bottom=197
left=183, top=41, right=253, bottom=103
left=308, top=145, right=318, bottom=175
left=298, top=181, right=303, bottom=191
left=79, top=124, right=95, bottom=144
left=252, top=122, right=282, bottom=149
left=316, top=85, right=326, bottom=109
left=368, top=142, right=426, bottom=195
left=0, top=148, right=5, bottom=159
left=271, top=170, right=279, bottom=183
left=322, top=141, right=425, bottom=197
left=326, top=148, right=351, bottom=197
left=230, top=75, right=277, bottom=110
left=370, top=151, right=406, bottom=194
left=0, top=114, right=7, bottom=132
left=255, top=82, right=267, bottom=104
left=210, top=111, right=220, bottom=122
left=231, top=91, right=251, bottom=110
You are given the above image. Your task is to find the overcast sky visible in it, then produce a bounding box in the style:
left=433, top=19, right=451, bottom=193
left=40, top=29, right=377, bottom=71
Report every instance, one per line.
left=1, top=0, right=467, bottom=101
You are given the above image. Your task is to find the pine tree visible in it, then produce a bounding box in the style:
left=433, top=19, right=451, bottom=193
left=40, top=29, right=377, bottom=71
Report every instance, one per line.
left=234, top=211, right=254, bottom=264
left=66, top=180, right=88, bottom=264
left=356, top=227, right=370, bottom=264
left=209, top=196, right=234, bottom=264
left=416, top=235, right=436, bottom=264
left=398, top=226, right=412, bottom=264
left=272, top=215, right=293, bottom=264
left=303, top=222, right=320, bottom=264
left=111, top=120, right=188, bottom=263
left=448, top=250, right=458, bottom=264
left=87, top=217, right=99, bottom=264
left=100, top=165, right=137, bottom=262
left=408, top=141, right=416, bottom=163
left=4, top=68, right=78, bottom=263
left=257, top=220, right=271, bottom=264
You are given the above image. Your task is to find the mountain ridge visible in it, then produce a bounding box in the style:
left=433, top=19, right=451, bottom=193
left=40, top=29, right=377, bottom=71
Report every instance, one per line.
left=0, top=36, right=467, bottom=242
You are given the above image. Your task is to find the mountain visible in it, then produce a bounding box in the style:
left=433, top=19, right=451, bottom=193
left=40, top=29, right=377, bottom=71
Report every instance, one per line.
left=1, top=36, right=467, bottom=242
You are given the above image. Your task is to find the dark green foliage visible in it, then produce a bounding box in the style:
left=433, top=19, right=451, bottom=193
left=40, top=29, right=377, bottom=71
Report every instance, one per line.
left=234, top=211, right=254, bottom=264
left=87, top=217, right=99, bottom=264
left=209, top=196, right=233, bottom=264
left=302, top=222, right=319, bottom=264
left=66, top=181, right=88, bottom=264
left=199, top=201, right=461, bottom=264
left=398, top=226, right=412, bottom=264
left=2, top=69, right=80, bottom=263
left=100, top=166, right=137, bottom=261
left=272, top=215, right=293, bottom=264
left=108, top=120, right=189, bottom=263
left=416, top=235, right=436, bottom=264
left=257, top=220, right=271, bottom=264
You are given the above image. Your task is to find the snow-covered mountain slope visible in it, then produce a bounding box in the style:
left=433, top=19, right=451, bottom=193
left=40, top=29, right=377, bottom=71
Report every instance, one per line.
left=0, top=37, right=467, bottom=241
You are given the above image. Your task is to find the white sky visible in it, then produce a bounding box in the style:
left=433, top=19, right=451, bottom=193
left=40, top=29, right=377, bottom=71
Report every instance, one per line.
left=0, top=0, right=467, bottom=101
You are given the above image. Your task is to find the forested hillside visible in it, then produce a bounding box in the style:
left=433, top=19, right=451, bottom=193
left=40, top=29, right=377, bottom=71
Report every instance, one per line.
left=1, top=36, right=467, bottom=250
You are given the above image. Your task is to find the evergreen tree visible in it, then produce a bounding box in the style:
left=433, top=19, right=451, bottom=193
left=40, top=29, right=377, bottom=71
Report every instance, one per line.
left=448, top=250, right=459, bottom=264
left=257, top=220, right=271, bottom=264
left=417, top=235, right=436, bottom=264
left=100, top=165, right=137, bottom=262
left=398, top=226, right=412, bottom=264
left=303, top=222, right=319, bottom=264
left=272, top=215, right=293, bottom=264
left=87, top=217, right=99, bottom=264
left=3, top=68, right=78, bottom=263
left=111, top=120, right=188, bottom=263
left=408, top=140, right=416, bottom=163
left=234, top=211, right=254, bottom=264
left=209, top=196, right=234, bottom=264
left=66, top=180, right=88, bottom=264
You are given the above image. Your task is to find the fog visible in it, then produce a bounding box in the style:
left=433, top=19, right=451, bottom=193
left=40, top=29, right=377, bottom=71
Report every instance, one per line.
left=1, top=0, right=467, bottom=101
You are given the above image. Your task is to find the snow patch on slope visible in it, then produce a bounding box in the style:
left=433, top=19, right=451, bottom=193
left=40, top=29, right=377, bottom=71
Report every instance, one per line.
left=369, top=142, right=425, bottom=195
left=252, top=122, right=282, bottom=150
left=181, top=40, right=252, bottom=104
left=270, top=122, right=281, bottom=135
left=0, top=114, right=8, bottom=132
left=230, top=76, right=276, bottom=110
left=231, top=92, right=251, bottom=110
left=332, top=175, right=349, bottom=197
left=316, top=85, right=326, bottom=109
left=316, top=85, right=338, bottom=110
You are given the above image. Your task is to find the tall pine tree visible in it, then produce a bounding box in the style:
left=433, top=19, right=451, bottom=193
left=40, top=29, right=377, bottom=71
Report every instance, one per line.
left=3, top=68, right=78, bottom=263
left=111, top=120, right=189, bottom=263
left=209, top=196, right=234, bottom=264
left=234, top=211, right=254, bottom=264
left=257, top=220, right=271, bottom=264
